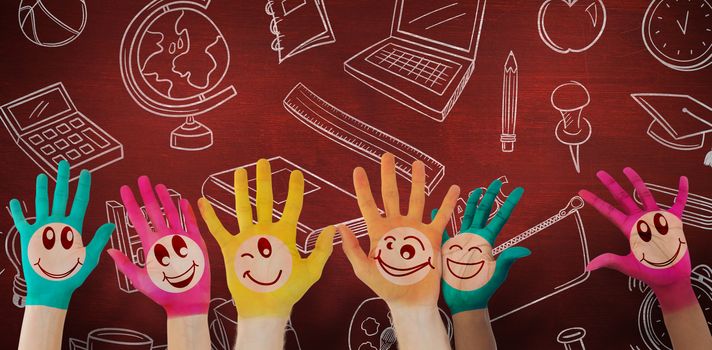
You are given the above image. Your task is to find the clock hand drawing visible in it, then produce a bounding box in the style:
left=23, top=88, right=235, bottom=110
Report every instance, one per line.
left=675, top=10, right=689, bottom=35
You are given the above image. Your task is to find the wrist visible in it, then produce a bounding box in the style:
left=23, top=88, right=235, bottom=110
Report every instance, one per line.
left=652, top=280, right=697, bottom=313
left=167, top=314, right=210, bottom=350
left=165, top=301, right=210, bottom=318
left=19, top=305, right=67, bottom=350
left=387, top=303, right=451, bottom=350
left=26, top=287, right=73, bottom=310
left=236, top=315, right=290, bottom=350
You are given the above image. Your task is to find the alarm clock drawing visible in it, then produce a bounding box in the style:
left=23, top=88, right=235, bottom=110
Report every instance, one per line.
left=642, top=0, right=712, bottom=71
left=631, top=265, right=712, bottom=350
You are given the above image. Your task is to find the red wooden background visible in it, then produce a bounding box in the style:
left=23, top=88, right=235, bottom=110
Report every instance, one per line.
left=0, top=1, right=710, bottom=349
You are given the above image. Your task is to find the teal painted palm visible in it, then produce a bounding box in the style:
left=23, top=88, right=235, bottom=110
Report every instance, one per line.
left=433, top=180, right=530, bottom=315
left=9, top=161, right=115, bottom=309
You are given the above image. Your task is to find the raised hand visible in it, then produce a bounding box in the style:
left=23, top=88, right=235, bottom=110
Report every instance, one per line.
left=198, top=159, right=335, bottom=318
left=580, top=168, right=692, bottom=311
left=434, top=180, right=529, bottom=315
left=107, top=176, right=210, bottom=317
left=339, top=153, right=460, bottom=307
left=9, top=160, right=115, bottom=309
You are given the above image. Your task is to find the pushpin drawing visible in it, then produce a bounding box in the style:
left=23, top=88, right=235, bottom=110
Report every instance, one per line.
left=557, top=326, right=586, bottom=350
left=551, top=81, right=592, bottom=173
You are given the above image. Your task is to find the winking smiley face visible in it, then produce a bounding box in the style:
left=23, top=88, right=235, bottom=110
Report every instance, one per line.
left=374, top=227, right=435, bottom=286
left=235, top=235, right=293, bottom=292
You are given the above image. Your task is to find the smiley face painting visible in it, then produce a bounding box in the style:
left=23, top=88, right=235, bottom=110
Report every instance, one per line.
left=630, top=211, right=687, bottom=269
left=235, top=235, right=293, bottom=293
left=441, top=234, right=495, bottom=291
left=146, top=234, right=205, bottom=293
left=374, top=227, right=435, bottom=286
left=27, top=223, right=86, bottom=281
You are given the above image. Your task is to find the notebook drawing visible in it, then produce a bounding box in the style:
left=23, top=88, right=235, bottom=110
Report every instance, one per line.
left=266, top=0, right=336, bottom=63
left=344, top=0, right=486, bottom=121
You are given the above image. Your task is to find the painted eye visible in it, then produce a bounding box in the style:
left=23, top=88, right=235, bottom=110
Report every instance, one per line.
left=42, top=226, right=55, bottom=250
left=449, top=244, right=463, bottom=251
left=154, top=243, right=170, bottom=266
left=258, top=237, right=272, bottom=258
left=60, top=226, right=74, bottom=250
left=637, top=220, right=652, bottom=242
left=400, top=244, right=415, bottom=260
left=468, top=246, right=483, bottom=253
left=386, top=241, right=394, bottom=250
left=654, top=213, right=668, bottom=235
left=172, top=235, right=188, bottom=258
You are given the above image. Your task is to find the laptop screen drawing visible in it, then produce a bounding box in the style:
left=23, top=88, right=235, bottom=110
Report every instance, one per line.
left=6, top=87, right=73, bottom=132
left=395, top=0, right=482, bottom=55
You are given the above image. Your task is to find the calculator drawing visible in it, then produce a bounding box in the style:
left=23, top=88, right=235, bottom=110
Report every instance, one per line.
left=0, top=82, right=123, bottom=181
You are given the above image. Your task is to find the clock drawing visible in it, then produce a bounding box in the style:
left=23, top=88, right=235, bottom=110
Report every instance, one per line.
left=642, top=0, right=712, bottom=71
left=637, top=265, right=712, bottom=349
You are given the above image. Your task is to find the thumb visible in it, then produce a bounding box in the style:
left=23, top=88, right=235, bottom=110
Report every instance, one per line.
left=85, top=223, right=115, bottom=266
left=107, top=249, right=147, bottom=291
left=587, top=253, right=638, bottom=277
left=306, top=226, right=336, bottom=283
left=339, top=225, right=371, bottom=281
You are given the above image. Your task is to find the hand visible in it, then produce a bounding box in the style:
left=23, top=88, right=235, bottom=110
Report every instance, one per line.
left=198, top=159, right=335, bottom=318
left=9, top=160, right=115, bottom=309
left=434, top=180, right=529, bottom=314
left=340, top=153, right=460, bottom=307
left=580, top=168, right=693, bottom=311
left=107, top=176, right=210, bottom=317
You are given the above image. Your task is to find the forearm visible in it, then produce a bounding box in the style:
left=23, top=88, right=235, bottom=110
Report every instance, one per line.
left=167, top=314, right=210, bottom=350
left=18, top=305, right=67, bottom=350
left=453, top=309, right=496, bottom=350
left=661, top=302, right=712, bottom=350
left=388, top=303, right=451, bottom=350
left=235, top=316, right=289, bottom=350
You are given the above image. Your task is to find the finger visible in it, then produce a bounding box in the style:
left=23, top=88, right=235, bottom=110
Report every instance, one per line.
left=669, top=176, right=688, bottom=219
left=380, top=153, right=401, bottom=217
left=198, top=197, right=232, bottom=246
left=256, top=159, right=274, bottom=224
left=339, top=225, right=371, bottom=280
left=69, top=170, right=91, bottom=221
left=107, top=249, right=147, bottom=291
left=138, top=176, right=169, bottom=233
left=85, top=223, right=115, bottom=264
left=406, top=161, right=425, bottom=220
left=430, top=208, right=450, bottom=246
left=51, top=160, right=70, bottom=216
left=353, top=167, right=381, bottom=223
left=596, top=170, right=639, bottom=214
left=9, top=199, right=29, bottom=232
left=578, top=189, right=628, bottom=235
left=234, top=168, right=254, bottom=232
left=430, top=185, right=461, bottom=232
left=306, top=226, right=336, bottom=282
left=120, top=185, right=153, bottom=245
left=281, top=170, right=304, bottom=226
left=473, top=180, right=502, bottom=229
left=180, top=199, right=200, bottom=236
left=461, top=188, right=482, bottom=231
left=587, top=253, right=638, bottom=277
left=155, top=184, right=182, bottom=232
left=35, top=174, right=49, bottom=219
left=623, top=167, right=659, bottom=211
left=487, top=187, right=524, bottom=236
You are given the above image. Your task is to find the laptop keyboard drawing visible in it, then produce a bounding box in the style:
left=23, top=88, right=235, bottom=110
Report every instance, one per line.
left=344, top=0, right=486, bottom=121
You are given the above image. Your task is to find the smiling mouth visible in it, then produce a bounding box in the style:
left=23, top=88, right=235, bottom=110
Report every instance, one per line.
left=243, top=270, right=283, bottom=286
left=34, top=258, right=83, bottom=279
left=374, top=250, right=434, bottom=277
left=163, top=261, right=198, bottom=289
left=446, top=258, right=485, bottom=279
left=640, top=239, right=686, bottom=268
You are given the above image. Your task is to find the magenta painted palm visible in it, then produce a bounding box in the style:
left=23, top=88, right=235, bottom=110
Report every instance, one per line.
left=580, top=167, right=694, bottom=312
left=107, top=176, right=210, bottom=317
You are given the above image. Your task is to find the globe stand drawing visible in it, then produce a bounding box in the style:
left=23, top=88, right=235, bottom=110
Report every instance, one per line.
left=120, top=0, right=236, bottom=152
left=171, top=116, right=213, bottom=151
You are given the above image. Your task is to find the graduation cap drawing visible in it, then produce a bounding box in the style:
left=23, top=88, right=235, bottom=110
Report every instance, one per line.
left=631, top=93, right=712, bottom=151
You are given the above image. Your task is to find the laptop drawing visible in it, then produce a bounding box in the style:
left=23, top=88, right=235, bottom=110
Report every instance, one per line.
left=344, top=0, right=486, bottom=122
